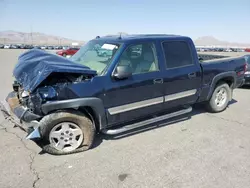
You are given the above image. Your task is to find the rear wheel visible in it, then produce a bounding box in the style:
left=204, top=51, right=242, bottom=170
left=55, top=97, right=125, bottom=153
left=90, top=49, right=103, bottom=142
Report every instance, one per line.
left=62, top=53, right=66, bottom=57
left=206, top=82, right=231, bottom=113
left=40, top=111, right=95, bottom=155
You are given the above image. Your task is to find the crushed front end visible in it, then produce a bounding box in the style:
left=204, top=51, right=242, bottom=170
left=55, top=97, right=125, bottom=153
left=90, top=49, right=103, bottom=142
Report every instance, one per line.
left=0, top=49, right=97, bottom=140
left=0, top=81, right=43, bottom=139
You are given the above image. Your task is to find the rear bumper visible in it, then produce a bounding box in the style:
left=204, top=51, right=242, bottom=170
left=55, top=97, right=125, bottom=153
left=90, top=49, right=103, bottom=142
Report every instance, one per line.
left=243, top=74, right=250, bottom=85
left=236, top=78, right=245, bottom=87
left=234, top=73, right=245, bottom=88
left=0, top=91, right=42, bottom=139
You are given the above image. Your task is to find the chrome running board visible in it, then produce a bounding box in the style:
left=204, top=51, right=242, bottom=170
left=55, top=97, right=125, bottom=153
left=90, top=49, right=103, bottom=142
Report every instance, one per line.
left=102, top=106, right=192, bottom=135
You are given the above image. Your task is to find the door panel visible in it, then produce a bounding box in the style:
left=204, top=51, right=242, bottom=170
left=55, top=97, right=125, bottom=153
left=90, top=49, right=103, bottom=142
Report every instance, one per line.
left=161, top=40, right=202, bottom=109
left=104, top=72, right=164, bottom=126
left=103, top=42, right=165, bottom=126
left=162, top=65, right=202, bottom=109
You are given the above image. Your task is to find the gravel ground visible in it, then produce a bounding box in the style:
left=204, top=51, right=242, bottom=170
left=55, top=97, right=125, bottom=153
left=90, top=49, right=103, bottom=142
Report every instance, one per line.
left=0, top=49, right=250, bottom=188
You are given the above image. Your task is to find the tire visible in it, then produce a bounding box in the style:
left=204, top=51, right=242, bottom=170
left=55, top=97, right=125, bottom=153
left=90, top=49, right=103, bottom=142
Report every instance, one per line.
left=62, top=53, right=66, bottom=57
left=39, top=110, right=95, bottom=155
left=206, top=82, right=232, bottom=113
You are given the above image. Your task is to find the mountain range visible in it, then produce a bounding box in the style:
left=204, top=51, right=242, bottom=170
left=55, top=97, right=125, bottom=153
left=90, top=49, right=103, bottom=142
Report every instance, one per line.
left=195, top=36, right=250, bottom=47
left=0, top=30, right=250, bottom=47
left=0, top=30, right=84, bottom=45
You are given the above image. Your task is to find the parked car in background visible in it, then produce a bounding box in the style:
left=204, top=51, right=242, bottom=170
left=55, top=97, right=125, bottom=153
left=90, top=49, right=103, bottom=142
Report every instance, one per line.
left=33, top=45, right=41, bottom=49
left=0, top=44, right=4, bottom=48
left=54, top=46, right=63, bottom=50
left=236, top=48, right=245, bottom=52
left=25, top=45, right=33, bottom=49
left=62, top=46, right=69, bottom=50
left=0, top=34, right=247, bottom=155
left=97, top=48, right=113, bottom=57
left=19, top=44, right=25, bottom=49
left=4, top=44, right=11, bottom=49
left=10, top=45, right=18, bottom=49
left=40, top=46, right=46, bottom=50
left=56, top=47, right=79, bottom=57
left=245, top=48, right=250, bottom=52
left=225, top=48, right=233, bottom=52
left=47, top=46, right=54, bottom=50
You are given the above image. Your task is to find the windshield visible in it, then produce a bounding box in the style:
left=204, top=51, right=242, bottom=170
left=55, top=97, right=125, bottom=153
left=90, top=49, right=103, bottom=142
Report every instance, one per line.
left=70, top=40, right=121, bottom=75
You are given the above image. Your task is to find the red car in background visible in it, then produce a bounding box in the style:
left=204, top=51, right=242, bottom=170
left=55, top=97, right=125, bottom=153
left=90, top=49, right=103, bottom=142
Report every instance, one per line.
left=56, top=47, right=79, bottom=57
left=245, top=48, right=250, bottom=52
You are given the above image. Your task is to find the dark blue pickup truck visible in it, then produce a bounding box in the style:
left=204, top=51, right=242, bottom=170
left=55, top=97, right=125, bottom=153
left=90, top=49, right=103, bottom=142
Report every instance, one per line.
left=0, top=34, right=247, bottom=155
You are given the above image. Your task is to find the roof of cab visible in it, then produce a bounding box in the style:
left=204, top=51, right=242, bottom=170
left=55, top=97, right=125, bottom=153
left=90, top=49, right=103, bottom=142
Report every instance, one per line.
left=94, top=34, right=191, bottom=43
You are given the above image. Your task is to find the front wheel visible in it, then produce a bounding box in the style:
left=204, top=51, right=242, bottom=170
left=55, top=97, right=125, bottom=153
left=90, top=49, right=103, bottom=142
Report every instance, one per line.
left=206, top=82, right=232, bottom=113
left=39, top=111, right=95, bottom=155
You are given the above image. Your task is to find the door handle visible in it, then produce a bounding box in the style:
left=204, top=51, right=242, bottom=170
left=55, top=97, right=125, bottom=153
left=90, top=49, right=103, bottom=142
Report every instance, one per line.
left=153, top=78, right=163, bottom=84
left=188, top=72, right=196, bottom=78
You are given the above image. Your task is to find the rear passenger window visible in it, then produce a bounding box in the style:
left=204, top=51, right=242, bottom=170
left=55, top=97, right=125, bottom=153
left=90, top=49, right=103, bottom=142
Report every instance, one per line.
left=162, top=41, right=194, bottom=69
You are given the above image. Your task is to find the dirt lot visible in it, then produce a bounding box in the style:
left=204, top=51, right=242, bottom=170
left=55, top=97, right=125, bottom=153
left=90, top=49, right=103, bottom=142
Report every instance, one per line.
left=0, top=49, right=250, bottom=188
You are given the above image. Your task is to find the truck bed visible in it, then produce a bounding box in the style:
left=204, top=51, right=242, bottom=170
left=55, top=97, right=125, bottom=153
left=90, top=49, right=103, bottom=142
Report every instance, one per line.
left=200, top=56, right=244, bottom=64
left=198, top=53, right=229, bottom=61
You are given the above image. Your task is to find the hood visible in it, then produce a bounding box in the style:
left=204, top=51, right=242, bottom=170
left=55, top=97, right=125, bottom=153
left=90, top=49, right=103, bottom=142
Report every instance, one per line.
left=13, top=49, right=97, bottom=92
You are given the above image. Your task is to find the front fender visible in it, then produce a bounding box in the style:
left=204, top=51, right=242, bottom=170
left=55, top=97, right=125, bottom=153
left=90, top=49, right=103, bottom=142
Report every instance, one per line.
left=41, top=98, right=107, bottom=130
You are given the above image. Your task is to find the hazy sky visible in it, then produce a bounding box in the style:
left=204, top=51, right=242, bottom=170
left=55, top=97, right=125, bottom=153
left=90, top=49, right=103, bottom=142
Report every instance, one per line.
left=1, top=0, right=250, bottom=43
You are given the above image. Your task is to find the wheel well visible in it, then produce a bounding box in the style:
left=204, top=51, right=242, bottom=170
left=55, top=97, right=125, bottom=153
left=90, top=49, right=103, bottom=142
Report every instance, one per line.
left=78, top=106, right=100, bottom=132
left=45, top=107, right=100, bottom=132
left=216, top=77, right=234, bottom=88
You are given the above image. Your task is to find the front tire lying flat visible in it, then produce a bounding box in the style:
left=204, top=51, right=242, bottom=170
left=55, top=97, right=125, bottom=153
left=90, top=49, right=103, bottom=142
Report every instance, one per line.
left=39, top=111, right=95, bottom=155
left=206, top=82, right=232, bottom=113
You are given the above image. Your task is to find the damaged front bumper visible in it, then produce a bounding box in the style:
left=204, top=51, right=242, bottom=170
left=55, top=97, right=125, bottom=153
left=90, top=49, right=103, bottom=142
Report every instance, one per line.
left=0, top=91, right=42, bottom=140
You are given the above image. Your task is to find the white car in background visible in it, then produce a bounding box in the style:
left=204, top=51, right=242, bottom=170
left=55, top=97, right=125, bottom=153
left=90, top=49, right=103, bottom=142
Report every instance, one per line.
left=225, top=48, right=233, bottom=52
left=63, top=46, right=69, bottom=50
left=4, top=45, right=10, bottom=49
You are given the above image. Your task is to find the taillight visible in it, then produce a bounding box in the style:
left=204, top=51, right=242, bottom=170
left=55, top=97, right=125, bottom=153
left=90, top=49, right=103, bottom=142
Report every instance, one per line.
left=244, top=63, right=248, bottom=72
left=237, top=63, right=248, bottom=76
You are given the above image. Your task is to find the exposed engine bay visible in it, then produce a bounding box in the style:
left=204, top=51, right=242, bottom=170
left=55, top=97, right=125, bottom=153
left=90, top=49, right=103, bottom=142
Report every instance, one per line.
left=13, top=72, right=94, bottom=116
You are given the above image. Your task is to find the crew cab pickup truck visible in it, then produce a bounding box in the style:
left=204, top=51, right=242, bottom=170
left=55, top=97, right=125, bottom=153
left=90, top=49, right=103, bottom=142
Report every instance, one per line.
left=0, top=34, right=247, bottom=155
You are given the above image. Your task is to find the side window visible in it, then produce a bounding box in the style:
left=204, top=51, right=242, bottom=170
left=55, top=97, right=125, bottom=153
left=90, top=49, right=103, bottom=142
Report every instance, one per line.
left=162, top=41, right=194, bottom=69
left=117, top=43, right=159, bottom=74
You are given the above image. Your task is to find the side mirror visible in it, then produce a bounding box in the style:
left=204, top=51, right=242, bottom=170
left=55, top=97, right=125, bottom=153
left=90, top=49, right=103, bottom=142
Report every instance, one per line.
left=113, top=65, right=132, bottom=80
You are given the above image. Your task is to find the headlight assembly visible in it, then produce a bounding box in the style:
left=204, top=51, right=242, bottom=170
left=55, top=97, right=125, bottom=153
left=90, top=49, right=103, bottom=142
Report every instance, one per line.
left=21, top=90, right=29, bottom=98
left=37, top=86, right=57, bottom=101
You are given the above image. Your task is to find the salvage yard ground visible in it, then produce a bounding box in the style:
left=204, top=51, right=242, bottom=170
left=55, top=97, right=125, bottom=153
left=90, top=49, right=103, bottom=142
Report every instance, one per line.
left=0, top=49, right=250, bottom=188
